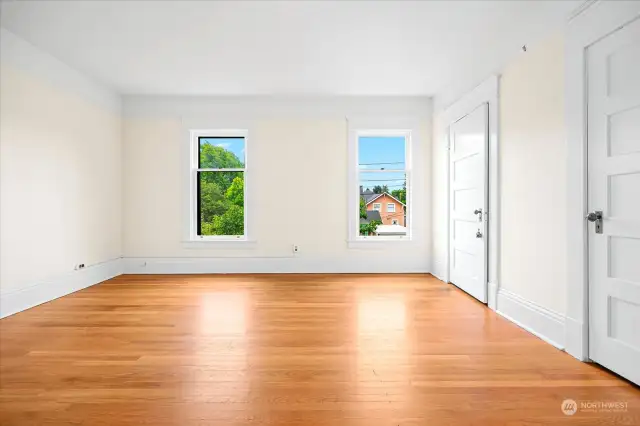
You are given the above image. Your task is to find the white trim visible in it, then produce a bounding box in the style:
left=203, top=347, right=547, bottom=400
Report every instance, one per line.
left=496, top=288, right=566, bottom=350
left=387, top=203, right=396, bottom=213
left=440, top=75, right=500, bottom=311
left=565, top=0, right=640, bottom=361
left=123, top=256, right=428, bottom=274
left=391, top=219, right=399, bottom=225
left=372, top=203, right=382, bottom=211
left=0, top=258, right=123, bottom=319
left=187, top=128, right=249, bottom=243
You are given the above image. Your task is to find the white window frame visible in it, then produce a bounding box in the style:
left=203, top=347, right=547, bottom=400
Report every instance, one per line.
left=392, top=219, right=399, bottom=225
left=188, top=129, right=249, bottom=241
left=372, top=203, right=382, bottom=211
left=387, top=203, right=396, bottom=213
left=348, top=128, right=412, bottom=243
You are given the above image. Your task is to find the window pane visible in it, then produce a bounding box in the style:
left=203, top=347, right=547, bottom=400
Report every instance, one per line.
left=199, top=137, right=245, bottom=168
left=358, top=136, right=405, bottom=170
left=358, top=172, right=407, bottom=236
left=198, top=171, right=244, bottom=236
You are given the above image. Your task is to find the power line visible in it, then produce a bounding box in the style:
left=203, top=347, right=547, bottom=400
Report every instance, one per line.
left=359, top=162, right=405, bottom=165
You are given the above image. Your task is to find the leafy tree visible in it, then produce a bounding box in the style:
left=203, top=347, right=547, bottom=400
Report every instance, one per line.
left=200, top=143, right=243, bottom=168
left=212, top=204, right=244, bottom=235
left=199, top=180, right=227, bottom=223
left=391, top=188, right=406, bottom=204
left=359, top=219, right=381, bottom=236
left=360, top=196, right=367, bottom=219
left=225, top=177, right=244, bottom=207
left=372, top=185, right=383, bottom=194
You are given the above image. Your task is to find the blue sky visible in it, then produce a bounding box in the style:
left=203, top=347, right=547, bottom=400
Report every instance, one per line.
left=358, top=136, right=406, bottom=192
left=201, top=137, right=245, bottom=165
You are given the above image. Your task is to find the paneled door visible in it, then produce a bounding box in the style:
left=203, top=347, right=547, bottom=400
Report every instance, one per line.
left=587, top=17, right=640, bottom=385
left=449, top=103, right=488, bottom=303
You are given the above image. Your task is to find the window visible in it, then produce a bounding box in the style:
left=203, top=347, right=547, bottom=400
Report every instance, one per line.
left=190, top=130, right=247, bottom=240
left=353, top=131, right=410, bottom=240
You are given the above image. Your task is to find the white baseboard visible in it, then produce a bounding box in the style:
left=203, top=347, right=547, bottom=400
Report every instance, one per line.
left=431, top=259, right=447, bottom=282
left=565, top=316, right=589, bottom=361
left=496, top=288, right=565, bottom=350
left=0, top=258, right=123, bottom=319
left=488, top=281, right=498, bottom=311
left=123, top=256, right=430, bottom=275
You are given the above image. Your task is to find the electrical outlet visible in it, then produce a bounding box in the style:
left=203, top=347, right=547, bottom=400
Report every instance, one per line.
left=292, top=245, right=299, bottom=253
left=74, top=263, right=85, bottom=270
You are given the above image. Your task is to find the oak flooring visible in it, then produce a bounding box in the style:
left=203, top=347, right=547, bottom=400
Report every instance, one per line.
left=0, top=274, right=638, bottom=425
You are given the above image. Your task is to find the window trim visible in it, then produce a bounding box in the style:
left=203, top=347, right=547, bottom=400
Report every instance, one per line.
left=188, top=129, right=249, bottom=242
left=392, top=219, right=399, bottom=225
left=372, top=203, right=382, bottom=211
left=387, top=203, right=396, bottom=213
left=348, top=128, right=412, bottom=243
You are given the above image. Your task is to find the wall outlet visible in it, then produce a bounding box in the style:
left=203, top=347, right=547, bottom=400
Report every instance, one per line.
left=292, top=245, right=299, bottom=253
left=74, top=263, right=85, bottom=270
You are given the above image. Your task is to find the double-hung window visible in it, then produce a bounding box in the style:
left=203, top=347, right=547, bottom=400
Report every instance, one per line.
left=189, top=130, right=247, bottom=240
left=352, top=130, right=410, bottom=240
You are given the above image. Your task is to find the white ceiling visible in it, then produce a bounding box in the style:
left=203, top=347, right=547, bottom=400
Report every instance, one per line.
left=0, top=0, right=583, bottom=99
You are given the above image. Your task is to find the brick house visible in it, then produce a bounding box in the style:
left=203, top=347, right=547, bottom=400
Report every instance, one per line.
left=360, top=188, right=406, bottom=226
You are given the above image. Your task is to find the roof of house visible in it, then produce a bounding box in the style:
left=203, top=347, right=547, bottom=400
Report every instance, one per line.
left=360, top=189, right=378, bottom=204
left=360, top=191, right=405, bottom=206
left=359, top=210, right=382, bottom=225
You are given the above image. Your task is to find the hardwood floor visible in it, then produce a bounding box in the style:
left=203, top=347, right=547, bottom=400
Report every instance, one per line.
left=0, top=274, right=638, bottom=425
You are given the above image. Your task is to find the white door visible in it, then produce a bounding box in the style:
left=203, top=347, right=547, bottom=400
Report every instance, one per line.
left=449, top=103, right=488, bottom=303
left=587, top=17, right=640, bottom=385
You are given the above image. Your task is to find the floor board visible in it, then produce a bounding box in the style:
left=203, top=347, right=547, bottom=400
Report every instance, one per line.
left=1, top=274, right=638, bottom=425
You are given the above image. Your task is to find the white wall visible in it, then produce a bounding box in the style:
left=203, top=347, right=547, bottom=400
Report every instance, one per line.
left=122, top=97, right=432, bottom=273
left=431, top=31, right=567, bottom=316
left=499, top=31, right=567, bottom=314
left=0, top=29, right=122, bottom=306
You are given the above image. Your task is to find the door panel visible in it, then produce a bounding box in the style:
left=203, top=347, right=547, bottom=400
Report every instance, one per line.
left=588, top=17, right=640, bottom=385
left=449, top=103, right=488, bottom=303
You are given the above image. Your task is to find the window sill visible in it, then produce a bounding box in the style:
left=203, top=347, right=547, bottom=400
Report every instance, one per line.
left=182, top=239, right=258, bottom=250
left=347, top=237, right=414, bottom=250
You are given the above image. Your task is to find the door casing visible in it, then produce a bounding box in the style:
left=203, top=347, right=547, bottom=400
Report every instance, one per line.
left=442, top=76, right=500, bottom=310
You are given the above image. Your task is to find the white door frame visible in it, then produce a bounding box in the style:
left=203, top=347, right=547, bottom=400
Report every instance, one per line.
left=565, top=1, right=640, bottom=361
left=443, top=75, right=500, bottom=310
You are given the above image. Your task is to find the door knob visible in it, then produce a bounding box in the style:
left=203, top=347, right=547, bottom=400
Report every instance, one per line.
left=474, top=208, right=482, bottom=222
left=476, top=229, right=483, bottom=238
left=586, top=210, right=603, bottom=234
left=586, top=211, right=602, bottom=222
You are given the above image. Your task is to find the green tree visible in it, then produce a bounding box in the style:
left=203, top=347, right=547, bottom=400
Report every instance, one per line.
left=225, top=176, right=244, bottom=207
left=199, top=144, right=243, bottom=190
left=212, top=204, right=244, bottom=235
left=372, top=185, right=383, bottom=194
left=360, top=196, right=367, bottom=219
left=200, top=180, right=227, bottom=223
left=359, top=219, right=381, bottom=236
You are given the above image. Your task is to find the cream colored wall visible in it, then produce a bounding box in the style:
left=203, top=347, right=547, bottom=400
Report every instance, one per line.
left=499, top=31, right=567, bottom=314
left=122, top=97, right=432, bottom=272
left=0, top=28, right=122, bottom=294
left=431, top=31, right=567, bottom=314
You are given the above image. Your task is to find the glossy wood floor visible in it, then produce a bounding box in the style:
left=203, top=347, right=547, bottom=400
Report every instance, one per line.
left=1, top=274, right=638, bottom=425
